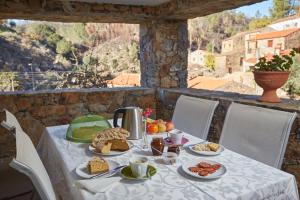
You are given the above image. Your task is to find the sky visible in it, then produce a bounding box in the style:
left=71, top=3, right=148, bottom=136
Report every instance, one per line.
left=235, top=0, right=273, bottom=18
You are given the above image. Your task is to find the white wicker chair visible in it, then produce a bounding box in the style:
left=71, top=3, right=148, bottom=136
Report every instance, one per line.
left=172, top=95, right=219, bottom=140
left=219, top=102, right=297, bottom=169
left=1, top=109, right=57, bottom=200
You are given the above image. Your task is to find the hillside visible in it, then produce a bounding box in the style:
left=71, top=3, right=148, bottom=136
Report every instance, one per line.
left=188, top=11, right=250, bottom=53
left=0, top=22, right=140, bottom=90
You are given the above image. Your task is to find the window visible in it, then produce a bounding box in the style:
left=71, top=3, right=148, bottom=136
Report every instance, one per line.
left=267, top=40, right=273, bottom=47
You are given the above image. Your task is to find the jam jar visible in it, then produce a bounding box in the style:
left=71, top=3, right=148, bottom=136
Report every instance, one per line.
left=167, top=145, right=180, bottom=155
left=151, top=137, right=165, bottom=156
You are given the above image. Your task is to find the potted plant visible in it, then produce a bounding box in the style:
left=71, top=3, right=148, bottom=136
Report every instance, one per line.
left=252, top=48, right=299, bottom=103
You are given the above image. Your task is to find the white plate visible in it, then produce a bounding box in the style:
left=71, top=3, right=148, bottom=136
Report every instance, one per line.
left=76, top=159, right=120, bottom=179
left=89, top=141, right=133, bottom=156
left=188, top=142, right=224, bottom=156
left=181, top=160, right=226, bottom=179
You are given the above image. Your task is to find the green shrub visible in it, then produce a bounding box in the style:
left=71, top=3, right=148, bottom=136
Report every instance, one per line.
left=27, top=24, right=55, bottom=39
left=82, top=55, right=98, bottom=66
left=285, top=54, right=300, bottom=95
left=204, top=54, right=216, bottom=71
left=249, top=17, right=272, bottom=30
left=73, top=23, right=88, bottom=42
left=56, top=39, right=72, bottom=55
left=47, top=33, right=63, bottom=47
left=0, top=72, right=20, bottom=91
left=0, top=25, right=12, bottom=33
left=206, top=42, right=214, bottom=53
left=112, top=59, right=119, bottom=69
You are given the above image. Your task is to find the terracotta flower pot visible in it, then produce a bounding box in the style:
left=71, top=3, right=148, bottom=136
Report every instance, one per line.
left=253, top=71, right=290, bottom=103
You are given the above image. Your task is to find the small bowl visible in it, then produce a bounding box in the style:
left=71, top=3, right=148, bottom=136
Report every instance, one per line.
left=162, top=152, right=178, bottom=165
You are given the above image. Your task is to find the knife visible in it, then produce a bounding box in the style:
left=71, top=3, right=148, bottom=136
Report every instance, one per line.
left=90, top=165, right=126, bottom=179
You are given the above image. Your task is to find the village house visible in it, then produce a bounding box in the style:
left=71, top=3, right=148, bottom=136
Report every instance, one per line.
left=188, top=49, right=209, bottom=67
left=243, top=27, right=300, bottom=71
left=216, top=15, right=300, bottom=73
left=268, top=15, right=300, bottom=31
left=216, top=31, right=248, bottom=75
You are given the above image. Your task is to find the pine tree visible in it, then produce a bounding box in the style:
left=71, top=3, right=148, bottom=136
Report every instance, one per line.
left=270, top=0, right=291, bottom=19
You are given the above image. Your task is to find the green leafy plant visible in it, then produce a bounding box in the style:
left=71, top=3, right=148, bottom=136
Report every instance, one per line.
left=253, top=49, right=300, bottom=71
left=285, top=54, right=300, bottom=96
left=204, top=54, right=216, bottom=71
left=56, top=39, right=72, bottom=55
left=27, top=24, right=55, bottom=40
left=46, top=33, right=63, bottom=47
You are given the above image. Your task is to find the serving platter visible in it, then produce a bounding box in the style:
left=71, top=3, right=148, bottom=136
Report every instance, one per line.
left=188, top=142, right=225, bottom=156
left=181, top=160, right=226, bottom=180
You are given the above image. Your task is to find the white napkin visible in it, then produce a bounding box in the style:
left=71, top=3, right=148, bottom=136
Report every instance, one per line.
left=75, top=177, right=121, bottom=194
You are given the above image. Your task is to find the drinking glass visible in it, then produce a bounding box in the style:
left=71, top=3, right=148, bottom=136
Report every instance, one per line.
left=141, top=117, right=149, bottom=149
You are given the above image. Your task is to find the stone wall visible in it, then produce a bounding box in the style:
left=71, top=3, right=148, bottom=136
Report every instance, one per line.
left=140, top=20, right=188, bottom=88
left=0, top=87, right=156, bottom=169
left=156, top=88, right=300, bottom=188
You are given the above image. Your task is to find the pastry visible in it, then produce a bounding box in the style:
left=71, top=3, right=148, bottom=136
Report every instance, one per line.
left=92, top=128, right=130, bottom=152
left=108, top=139, right=129, bottom=151
left=193, top=143, right=210, bottom=151
left=193, top=143, right=220, bottom=152
left=87, top=157, right=109, bottom=174
left=92, top=128, right=130, bottom=147
left=207, top=143, right=220, bottom=152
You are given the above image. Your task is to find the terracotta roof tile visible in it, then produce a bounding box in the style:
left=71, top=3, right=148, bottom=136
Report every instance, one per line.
left=244, top=57, right=257, bottom=63
left=188, top=76, right=229, bottom=90
left=254, top=28, right=300, bottom=40
left=107, top=73, right=140, bottom=86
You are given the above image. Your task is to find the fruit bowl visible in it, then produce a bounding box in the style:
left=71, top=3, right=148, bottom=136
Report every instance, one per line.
left=146, top=119, right=174, bottom=135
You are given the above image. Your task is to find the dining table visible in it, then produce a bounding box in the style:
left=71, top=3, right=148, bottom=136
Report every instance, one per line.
left=37, top=121, right=299, bottom=200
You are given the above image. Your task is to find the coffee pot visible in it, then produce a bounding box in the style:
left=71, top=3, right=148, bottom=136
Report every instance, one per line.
left=113, top=107, right=143, bottom=140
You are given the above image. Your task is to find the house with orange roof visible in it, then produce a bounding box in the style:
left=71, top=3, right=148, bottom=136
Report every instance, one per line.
left=243, top=27, right=300, bottom=71
left=219, top=28, right=272, bottom=75
left=106, top=73, right=140, bottom=87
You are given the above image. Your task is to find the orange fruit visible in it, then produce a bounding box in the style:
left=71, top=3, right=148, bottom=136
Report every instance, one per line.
left=166, top=122, right=174, bottom=131
left=147, top=123, right=159, bottom=134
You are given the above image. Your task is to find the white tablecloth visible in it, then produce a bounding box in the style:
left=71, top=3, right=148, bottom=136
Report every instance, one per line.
left=37, top=125, right=299, bottom=200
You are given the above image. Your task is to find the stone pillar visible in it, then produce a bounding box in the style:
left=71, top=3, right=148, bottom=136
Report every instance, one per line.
left=140, top=20, right=188, bottom=88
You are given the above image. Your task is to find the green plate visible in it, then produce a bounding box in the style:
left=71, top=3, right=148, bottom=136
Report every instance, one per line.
left=66, top=115, right=111, bottom=143
left=120, top=165, right=157, bottom=180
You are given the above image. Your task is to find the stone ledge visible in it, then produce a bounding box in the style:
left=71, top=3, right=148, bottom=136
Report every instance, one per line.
left=158, top=88, right=300, bottom=113
left=0, top=87, right=154, bottom=96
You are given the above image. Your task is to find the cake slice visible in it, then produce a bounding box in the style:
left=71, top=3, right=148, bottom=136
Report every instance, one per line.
left=87, top=157, right=109, bottom=174
left=108, top=139, right=129, bottom=151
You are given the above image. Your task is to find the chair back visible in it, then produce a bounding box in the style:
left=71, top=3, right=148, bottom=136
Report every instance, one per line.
left=220, top=102, right=297, bottom=168
left=172, top=95, right=219, bottom=140
left=2, top=110, right=56, bottom=200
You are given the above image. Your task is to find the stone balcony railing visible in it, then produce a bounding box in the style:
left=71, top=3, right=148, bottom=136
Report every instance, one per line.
left=0, top=87, right=299, bottom=188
